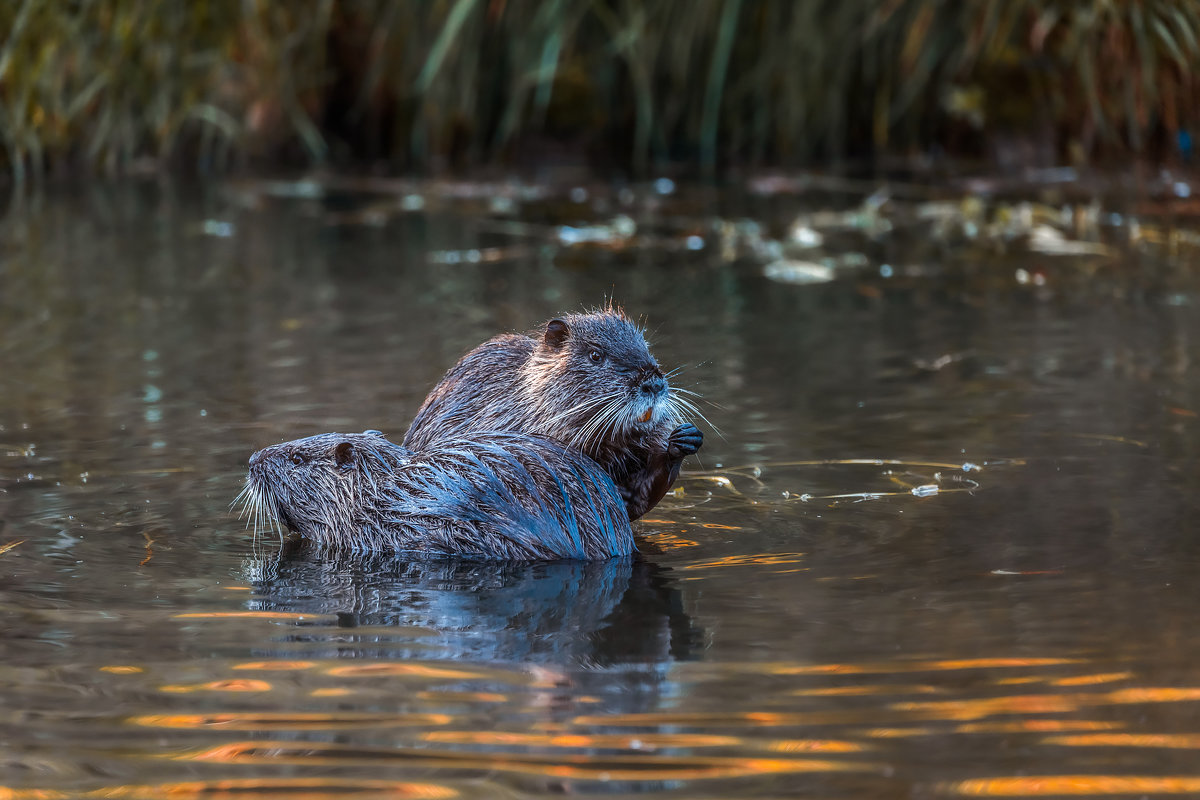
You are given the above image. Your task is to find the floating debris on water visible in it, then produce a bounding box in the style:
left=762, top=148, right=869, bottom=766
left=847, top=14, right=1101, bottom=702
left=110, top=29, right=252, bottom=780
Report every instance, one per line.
left=1025, top=225, right=1109, bottom=256
left=428, top=247, right=528, bottom=265
left=200, top=220, right=235, bottom=238
left=913, top=353, right=969, bottom=372
left=787, top=224, right=823, bottom=248
left=1014, top=268, right=1047, bottom=286
left=255, top=179, right=325, bottom=200
left=488, top=195, right=515, bottom=214
left=557, top=215, right=637, bottom=246
left=764, top=260, right=835, bottom=285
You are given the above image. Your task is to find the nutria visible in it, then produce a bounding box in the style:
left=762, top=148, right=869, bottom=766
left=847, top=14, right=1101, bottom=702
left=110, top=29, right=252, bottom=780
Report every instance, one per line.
left=237, top=430, right=633, bottom=560
left=403, top=308, right=704, bottom=520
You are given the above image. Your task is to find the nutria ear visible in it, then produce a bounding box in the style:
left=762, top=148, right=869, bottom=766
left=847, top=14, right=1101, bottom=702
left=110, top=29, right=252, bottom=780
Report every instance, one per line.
left=334, top=442, right=356, bottom=468
left=544, top=319, right=570, bottom=348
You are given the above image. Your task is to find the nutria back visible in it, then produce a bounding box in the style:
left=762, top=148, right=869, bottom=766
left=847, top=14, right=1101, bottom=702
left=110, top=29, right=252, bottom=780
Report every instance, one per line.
left=240, top=430, right=633, bottom=560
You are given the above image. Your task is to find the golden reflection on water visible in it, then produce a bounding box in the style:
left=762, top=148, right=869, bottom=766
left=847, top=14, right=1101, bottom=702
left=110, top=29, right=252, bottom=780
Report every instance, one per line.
left=131, top=712, right=453, bottom=730
left=956, top=720, right=1124, bottom=733
left=159, top=679, right=273, bottom=693
left=174, top=611, right=332, bottom=621
left=893, top=693, right=1085, bottom=720
left=766, top=739, right=867, bottom=753
left=325, top=663, right=485, bottom=680
left=1046, top=733, right=1200, bottom=749
left=638, top=530, right=701, bottom=549
left=860, top=727, right=936, bottom=738
left=793, top=684, right=942, bottom=696
left=679, top=553, right=806, bottom=571
left=897, top=686, right=1200, bottom=721
left=421, top=730, right=742, bottom=749
left=571, top=711, right=839, bottom=727
left=232, top=660, right=317, bottom=671
left=948, top=776, right=1200, bottom=796
left=1107, top=687, right=1200, bottom=703
left=176, top=740, right=863, bottom=780
left=773, top=657, right=1080, bottom=675
left=1051, top=672, right=1134, bottom=686
left=28, top=654, right=1200, bottom=797
left=415, top=690, right=508, bottom=703
left=0, top=778, right=458, bottom=799
left=7, top=655, right=1200, bottom=800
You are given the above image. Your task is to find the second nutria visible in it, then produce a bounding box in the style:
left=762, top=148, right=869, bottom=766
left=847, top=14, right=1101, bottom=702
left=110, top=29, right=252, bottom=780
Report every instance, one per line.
left=238, top=430, right=633, bottom=560
left=404, top=308, right=704, bottom=520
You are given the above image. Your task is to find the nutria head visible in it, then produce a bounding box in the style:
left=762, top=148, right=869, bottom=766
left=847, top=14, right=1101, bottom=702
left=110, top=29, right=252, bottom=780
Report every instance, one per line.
left=521, top=310, right=687, bottom=452
left=237, top=430, right=403, bottom=544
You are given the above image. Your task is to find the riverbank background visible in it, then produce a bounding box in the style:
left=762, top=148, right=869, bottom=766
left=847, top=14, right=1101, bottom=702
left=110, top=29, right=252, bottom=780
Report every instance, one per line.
left=3, top=0, right=1197, bottom=183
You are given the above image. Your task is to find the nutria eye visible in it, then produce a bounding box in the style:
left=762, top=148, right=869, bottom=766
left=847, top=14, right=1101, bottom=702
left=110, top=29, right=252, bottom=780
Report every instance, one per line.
left=588, top=349, right=604, bottom=364
left=290, top=453, right=305, bottom=465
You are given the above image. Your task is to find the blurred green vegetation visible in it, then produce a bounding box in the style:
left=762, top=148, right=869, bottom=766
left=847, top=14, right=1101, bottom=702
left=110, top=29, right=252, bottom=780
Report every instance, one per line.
left=2, top=0, right=1198, bottom=180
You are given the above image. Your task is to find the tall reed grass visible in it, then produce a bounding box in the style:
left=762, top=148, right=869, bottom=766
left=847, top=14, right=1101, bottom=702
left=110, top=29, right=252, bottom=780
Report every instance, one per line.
left=1, top=0, right=1197, bottom=181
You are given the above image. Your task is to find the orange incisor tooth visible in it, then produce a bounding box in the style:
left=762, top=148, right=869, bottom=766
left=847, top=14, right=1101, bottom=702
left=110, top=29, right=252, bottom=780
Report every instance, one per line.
left=640, top=409, right=652, bottom=423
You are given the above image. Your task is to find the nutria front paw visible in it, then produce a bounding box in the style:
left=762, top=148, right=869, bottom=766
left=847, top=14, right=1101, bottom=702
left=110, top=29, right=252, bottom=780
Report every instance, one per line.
left=667, top=423, right=703, bottom=460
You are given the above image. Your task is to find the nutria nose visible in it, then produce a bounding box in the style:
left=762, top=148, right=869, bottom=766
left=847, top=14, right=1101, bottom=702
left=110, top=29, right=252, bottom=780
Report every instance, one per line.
left=248, top=449, right=266, bottom=467
left=640, top=376, right=666, bottom=397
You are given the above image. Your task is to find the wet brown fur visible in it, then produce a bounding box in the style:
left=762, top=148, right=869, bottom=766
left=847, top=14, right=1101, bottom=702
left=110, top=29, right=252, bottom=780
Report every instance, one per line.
left=239, top=430, right=634, bottom=560
left=403, top=308, right=703, bottom=520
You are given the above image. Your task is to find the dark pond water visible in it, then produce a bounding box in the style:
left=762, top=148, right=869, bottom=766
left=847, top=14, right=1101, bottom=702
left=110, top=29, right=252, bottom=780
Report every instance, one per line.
left=4, top=174, right=1200, bottom=798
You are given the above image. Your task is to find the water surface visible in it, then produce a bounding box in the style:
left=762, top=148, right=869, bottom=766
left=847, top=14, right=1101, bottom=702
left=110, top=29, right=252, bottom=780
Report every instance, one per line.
left=3, top=176, right=1200, bottom=797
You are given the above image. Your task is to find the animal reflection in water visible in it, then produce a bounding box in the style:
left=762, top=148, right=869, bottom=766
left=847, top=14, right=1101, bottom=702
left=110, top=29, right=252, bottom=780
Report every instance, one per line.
left=242, top=549, right=701, bottom=669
